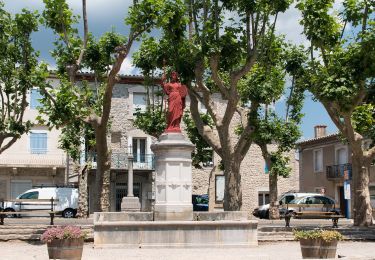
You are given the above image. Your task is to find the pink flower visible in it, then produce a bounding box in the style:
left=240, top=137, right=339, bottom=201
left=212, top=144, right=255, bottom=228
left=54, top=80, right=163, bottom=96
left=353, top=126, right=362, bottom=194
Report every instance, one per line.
left=41, top=226, right=86, bottom=243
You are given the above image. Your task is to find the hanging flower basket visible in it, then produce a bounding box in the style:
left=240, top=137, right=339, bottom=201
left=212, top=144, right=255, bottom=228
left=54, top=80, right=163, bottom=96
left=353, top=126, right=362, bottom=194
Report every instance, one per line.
left=41, top=226, right=86, bottom=260
left=294, top=229, right=343, bottom=259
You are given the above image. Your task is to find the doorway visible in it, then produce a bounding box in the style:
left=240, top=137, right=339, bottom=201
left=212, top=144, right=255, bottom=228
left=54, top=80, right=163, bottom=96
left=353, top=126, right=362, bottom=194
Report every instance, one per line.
left=338, top=186, right=347, bottom=217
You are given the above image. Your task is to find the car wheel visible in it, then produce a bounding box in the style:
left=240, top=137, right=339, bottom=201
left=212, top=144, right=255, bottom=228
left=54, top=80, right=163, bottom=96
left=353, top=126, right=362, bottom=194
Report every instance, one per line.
left=4, top=208, right=16, bottom=218
left=62, top=208, right=75, bottom=218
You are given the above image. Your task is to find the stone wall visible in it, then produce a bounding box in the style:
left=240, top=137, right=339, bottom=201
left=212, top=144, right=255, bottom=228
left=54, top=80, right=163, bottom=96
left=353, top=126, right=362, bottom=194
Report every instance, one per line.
left=107, top=83, right=300, bottom=216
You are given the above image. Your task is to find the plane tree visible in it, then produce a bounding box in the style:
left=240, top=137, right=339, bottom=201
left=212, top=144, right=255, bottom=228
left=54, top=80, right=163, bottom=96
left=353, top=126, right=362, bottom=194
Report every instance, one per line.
left=38, top=0, right=187, bottom=211
left=0, top=3, right=46, bottom=154
left=133, top=0, right=300, bottom=210
left=296, top=0, right=375, bottom=226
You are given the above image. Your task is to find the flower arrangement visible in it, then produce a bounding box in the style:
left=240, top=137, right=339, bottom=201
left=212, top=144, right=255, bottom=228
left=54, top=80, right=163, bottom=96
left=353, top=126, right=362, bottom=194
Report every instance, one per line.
left=41, top=226, right=87, bottom=243
left=293, top=229, right=344, bottom=242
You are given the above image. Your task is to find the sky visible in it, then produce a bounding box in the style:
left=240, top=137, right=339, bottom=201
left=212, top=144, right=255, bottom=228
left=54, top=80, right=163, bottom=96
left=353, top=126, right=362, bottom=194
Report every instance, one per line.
left=3, top=0, right=339, bottom=140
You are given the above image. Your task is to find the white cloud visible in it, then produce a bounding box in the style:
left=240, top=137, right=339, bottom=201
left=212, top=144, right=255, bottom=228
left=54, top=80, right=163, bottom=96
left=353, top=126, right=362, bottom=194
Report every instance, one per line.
left=120, top=57, right=140, bottom=75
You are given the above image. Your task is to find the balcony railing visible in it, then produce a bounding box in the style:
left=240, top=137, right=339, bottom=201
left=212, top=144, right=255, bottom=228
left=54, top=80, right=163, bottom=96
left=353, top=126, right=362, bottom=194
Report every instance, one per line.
left=326, top=163, right=352, bottom=180
left=89, top=152, right=155, bottom=170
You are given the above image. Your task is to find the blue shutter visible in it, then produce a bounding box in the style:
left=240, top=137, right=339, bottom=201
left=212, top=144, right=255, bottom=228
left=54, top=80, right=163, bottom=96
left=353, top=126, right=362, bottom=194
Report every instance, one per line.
left=30, top=133, right=47, bottom=154
left=265, top=161, right=269, bottom=174
left=30, top=89, right=43, bottom=109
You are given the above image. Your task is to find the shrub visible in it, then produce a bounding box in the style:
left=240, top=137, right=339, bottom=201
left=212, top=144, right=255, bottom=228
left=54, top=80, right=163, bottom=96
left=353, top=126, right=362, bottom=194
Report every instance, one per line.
left=41, top=226, right=87, bottom=243
left=293, top=229, right=344, bottom=242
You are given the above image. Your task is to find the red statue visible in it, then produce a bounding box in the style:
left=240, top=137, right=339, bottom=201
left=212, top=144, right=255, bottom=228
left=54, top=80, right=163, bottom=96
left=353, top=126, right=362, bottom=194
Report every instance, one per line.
left=161, top=71, right=188, bottom=133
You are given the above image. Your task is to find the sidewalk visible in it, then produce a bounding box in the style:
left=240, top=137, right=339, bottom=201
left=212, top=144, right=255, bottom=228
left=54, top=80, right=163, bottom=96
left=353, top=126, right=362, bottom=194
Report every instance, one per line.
left=0, top=241, right=374, bottom=260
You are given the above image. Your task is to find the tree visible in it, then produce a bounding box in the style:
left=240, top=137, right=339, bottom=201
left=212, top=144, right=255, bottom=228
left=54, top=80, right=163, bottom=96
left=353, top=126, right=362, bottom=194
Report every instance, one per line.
left=296, top=0, right=375, bottom=226
left=38, top=0, right=187, bottom=212
left=0, top=2, right=46, bottom=154
left=134, top=0, right=295, bottom=210
left=238, top=43, right=305, bottom=219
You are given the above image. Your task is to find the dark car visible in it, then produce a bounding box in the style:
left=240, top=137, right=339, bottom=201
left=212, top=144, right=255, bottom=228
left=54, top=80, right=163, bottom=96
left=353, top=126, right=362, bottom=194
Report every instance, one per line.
left=192, top=194, right=209, bottom=211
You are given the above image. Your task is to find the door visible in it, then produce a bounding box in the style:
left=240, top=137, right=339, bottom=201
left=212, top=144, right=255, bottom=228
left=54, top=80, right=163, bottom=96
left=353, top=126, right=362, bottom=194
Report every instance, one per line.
left=338, top=186, right=346, bottom=217
left=115, top=183, right=141, bottom=211
left=132, top=138, right=146, bottom=168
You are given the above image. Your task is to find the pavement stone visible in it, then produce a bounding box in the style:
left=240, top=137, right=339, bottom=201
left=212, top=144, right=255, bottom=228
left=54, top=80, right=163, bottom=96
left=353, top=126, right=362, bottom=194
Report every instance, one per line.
left=0, top=241, right=374, bottom=260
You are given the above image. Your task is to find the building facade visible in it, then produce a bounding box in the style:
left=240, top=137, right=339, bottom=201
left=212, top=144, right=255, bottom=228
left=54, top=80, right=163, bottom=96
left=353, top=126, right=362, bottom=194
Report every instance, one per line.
left=1, top=74, right=300, bottom=217
left=85, top=75, right=300, bottom=216
left=0, top=87, right=67, bottom=201
left=297, top=125, right=375, bottom=218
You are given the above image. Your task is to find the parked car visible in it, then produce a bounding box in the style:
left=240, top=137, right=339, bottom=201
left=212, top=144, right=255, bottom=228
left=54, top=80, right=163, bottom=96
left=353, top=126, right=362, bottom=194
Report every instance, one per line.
left=3, top=187, right=78, bottom=218
left=192, top=194, right=209, bottom=211
left=280, top=195, right=340, bottom=217
left=252, top=192, right=320, bottom=219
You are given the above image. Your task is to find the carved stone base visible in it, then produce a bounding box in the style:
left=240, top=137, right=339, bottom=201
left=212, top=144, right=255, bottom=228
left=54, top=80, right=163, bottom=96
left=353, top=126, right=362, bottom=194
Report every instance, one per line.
left=151, top=133, right=195, bottom=221
left=121, top=196, right=141, bottom=212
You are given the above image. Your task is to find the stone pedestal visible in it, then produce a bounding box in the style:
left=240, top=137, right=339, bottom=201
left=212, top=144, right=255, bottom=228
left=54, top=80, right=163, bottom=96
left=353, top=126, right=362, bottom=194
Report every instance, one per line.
left=151, top=133, right=195, bottom=221
left=121, top=197, right=141, bottom=212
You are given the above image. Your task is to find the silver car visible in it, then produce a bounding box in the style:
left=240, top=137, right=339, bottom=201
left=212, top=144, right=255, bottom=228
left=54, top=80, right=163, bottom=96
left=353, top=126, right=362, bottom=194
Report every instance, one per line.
left=284, top=195, right=340, bottom=216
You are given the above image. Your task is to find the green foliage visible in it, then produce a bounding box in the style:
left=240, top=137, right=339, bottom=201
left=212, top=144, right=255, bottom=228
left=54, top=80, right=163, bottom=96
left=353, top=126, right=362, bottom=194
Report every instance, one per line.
left=296, top=0, right=341, bottom=49
left=352, top=104, right=375, bottom=135
left=293, top=229, right=344, bottom=242
left=133, top=106, right=166, bottom=138
left=297, top=0, right=375, bottom=142
left=183, top=112, right=213, bottom=168
left=270, top=152, right=291, bottom=178
left=0, top=2, right=46, bottom=152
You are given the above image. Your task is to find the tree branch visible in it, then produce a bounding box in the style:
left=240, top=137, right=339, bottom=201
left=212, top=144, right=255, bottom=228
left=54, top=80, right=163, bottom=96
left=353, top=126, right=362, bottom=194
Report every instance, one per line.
left=76, top=0, right=88, bottom=67
left=189, top=90, right=223, bottom=157
left=209, top=54, right=230, bottom=99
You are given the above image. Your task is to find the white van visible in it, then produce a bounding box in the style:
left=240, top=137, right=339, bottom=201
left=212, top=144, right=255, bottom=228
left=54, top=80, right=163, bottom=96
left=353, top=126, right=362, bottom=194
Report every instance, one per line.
left=3, top=187, right=78, bottom=218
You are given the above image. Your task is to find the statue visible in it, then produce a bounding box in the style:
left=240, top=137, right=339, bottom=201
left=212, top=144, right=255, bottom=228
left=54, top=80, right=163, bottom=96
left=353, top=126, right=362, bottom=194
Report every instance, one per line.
left=161, top=71, right=188, bottom=133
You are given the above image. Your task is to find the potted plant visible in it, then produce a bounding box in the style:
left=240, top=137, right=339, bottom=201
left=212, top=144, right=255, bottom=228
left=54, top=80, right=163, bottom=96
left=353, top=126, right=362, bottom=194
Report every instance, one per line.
left=41, top=226, right=86, bottom=260
left=294, top=229, right=344, bottom=259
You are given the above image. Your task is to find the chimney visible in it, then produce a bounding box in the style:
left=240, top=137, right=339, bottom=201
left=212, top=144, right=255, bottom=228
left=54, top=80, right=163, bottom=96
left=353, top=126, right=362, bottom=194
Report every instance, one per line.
left=314, top=125, right=327, bottom=138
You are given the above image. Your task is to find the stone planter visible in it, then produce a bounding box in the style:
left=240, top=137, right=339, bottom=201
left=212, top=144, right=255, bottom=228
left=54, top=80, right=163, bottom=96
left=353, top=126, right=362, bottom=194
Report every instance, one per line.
left=47, top=238, right=84, bottom=260
left=299, top=238, right=338, bottom=259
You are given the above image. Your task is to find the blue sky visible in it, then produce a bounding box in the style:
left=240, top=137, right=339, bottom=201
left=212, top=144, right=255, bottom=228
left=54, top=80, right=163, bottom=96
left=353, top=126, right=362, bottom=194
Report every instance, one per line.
left=3, top=0, right=338, bottom=140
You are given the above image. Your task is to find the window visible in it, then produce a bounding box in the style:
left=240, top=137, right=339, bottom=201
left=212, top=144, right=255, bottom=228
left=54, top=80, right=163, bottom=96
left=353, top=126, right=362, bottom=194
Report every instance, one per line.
left=370, top=186, right=375, bottom=206
left=30, top=89, right=43, bottom=109
left=132, top=138, right=146, bottom=163
left=258, top=191, right=270, bottom=206
left=133, top=93, right=147, bottom=114
left=335, top=147, right=348, bottom=165
left=215, top=175, right=225, bottom=203
left=280, top=195, right=295, bottom=205
left=19, top=191, right=39, bottom=199
left=313, top=149, right=323, bottom=172
left=30, top=132, right=47, bottom=154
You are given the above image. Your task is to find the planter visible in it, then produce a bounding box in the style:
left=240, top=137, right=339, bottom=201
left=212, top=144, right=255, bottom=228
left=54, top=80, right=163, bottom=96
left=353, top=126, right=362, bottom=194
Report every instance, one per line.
left=299, top=238, right=338, bottom=259
left=47, top=238, right=84, bottom=260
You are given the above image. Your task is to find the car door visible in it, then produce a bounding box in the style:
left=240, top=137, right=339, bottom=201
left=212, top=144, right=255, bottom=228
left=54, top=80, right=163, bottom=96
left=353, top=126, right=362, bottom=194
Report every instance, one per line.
left=17, top=191, right=39, bottom=210
left=317, top=196, right=335, bottom=212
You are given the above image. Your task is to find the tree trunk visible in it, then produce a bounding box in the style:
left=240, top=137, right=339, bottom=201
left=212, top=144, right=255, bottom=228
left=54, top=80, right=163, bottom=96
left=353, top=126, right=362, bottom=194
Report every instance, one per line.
left=76, top=164, right=89, bottom=218
left=223, top=159, right=242, bottom=211
left=94, top=126, right=111, bottom=212
left=269, top=170, right=280, bottom=219
left=351, top=151, right=373, bottom=226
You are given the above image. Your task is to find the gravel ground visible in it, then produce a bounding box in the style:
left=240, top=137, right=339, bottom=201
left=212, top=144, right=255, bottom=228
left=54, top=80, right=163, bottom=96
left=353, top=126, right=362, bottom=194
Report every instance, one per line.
left=0, top=241, right=374, bottom=260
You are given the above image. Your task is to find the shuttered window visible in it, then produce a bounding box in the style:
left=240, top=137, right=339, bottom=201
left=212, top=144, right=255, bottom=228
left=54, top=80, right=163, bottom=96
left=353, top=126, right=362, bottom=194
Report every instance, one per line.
left=30, top=132, right=47, bottom=154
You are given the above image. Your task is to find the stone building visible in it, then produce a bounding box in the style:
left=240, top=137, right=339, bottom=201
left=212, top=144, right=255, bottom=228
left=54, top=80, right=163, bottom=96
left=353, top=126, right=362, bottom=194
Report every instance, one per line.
left=0, top=73, right=299, bottom=217
left=297, top=125, right=375, bottom=218
left=84, top=74, right=300, bottom=217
